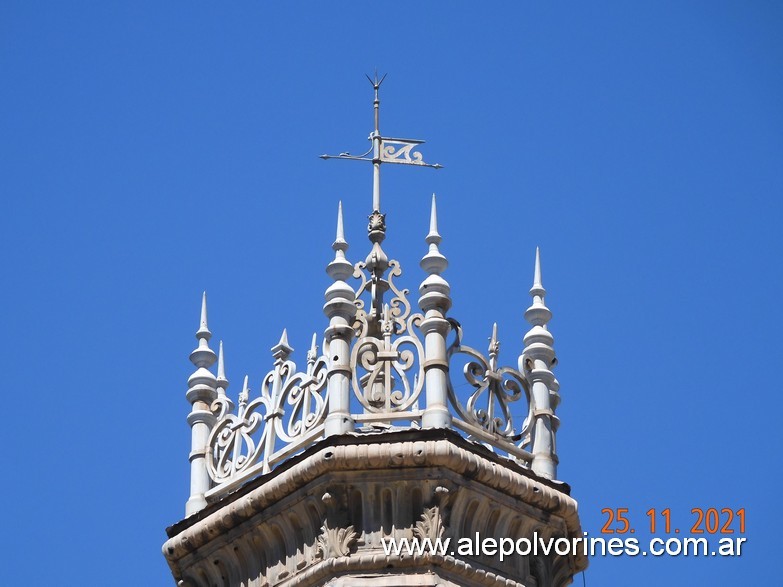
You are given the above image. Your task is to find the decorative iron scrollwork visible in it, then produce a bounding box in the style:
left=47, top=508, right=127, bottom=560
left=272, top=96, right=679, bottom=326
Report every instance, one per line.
left=350, top=247, right=425, bottom=414
left=207, top=374, right=277, bottom=483
left=380, top=139, right=425, bottom=165
left=446, top=319, right=533, bottom=446
left=206, top=340, right=330, bottom=484
left=352, top=261, right=371, bottom=339
left=351, top=306, right=424, bottom=413
left=353, top=258, right=414, bottom=339
left=276, top=342, right=329, bottom=443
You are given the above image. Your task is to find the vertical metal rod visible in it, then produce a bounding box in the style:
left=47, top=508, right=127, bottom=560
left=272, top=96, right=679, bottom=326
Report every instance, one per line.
left=372, top=80, right=381, bottom=212
left=373, top=82, right=380, bottom=132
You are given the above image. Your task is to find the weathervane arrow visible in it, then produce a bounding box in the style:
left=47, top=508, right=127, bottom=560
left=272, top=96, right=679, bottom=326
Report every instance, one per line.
left=320, top=73, right=442, bottom=213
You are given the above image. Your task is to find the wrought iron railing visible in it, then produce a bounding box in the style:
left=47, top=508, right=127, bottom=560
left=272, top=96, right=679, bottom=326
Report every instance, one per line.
left=202, top=244, right=539, bottom=501
left=184, top=79, right=560, bottom=515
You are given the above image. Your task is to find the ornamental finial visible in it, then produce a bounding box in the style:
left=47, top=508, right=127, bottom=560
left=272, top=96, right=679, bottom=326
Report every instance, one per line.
left=185, top=291, right=217, bottom=516
left=532, top=246, right=545, bottom=298
left=272, top=328, right=294, bottom=362
left=335, top=200, right=346, bottom=247
left=419, top=195, right=452, bottom=429
left=367, top=70, right=387, bottom=140
left=190, top=292, right=216, bottom=369
left=197, top=291, right=211, bottom=340
left=306, top=332, right=318, bottom=365
left=215, top=340, right=234, bottom=412
left=420, top=194, right=449, bottom=281
left=217, top=340, right=226, bottom=379
left=525, top=248, right=552, bottom=327
left=238, top=375, right=249, bottom=409
left=427, top=193, right=441, bottom=243
left=521, top=247, right=559, bottom=480
left=216, top=340, right=229, bottom=395
left=323, top=203, right=357, bottom=437
left=326, top=202, right=354, bottom=283
left=489, top=322, right=500, bottom=364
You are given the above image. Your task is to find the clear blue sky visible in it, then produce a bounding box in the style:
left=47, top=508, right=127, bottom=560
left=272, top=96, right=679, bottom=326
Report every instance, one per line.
left=1, top=2, right=780, bottom=585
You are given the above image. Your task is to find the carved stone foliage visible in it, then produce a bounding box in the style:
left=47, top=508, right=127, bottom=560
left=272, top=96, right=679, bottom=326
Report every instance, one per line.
left=414, top=506, right=446, bottom=542
left=316, top=522, right=358, bottom=559
left=367, top=210, right=386, bottom=234
left=413, top=485, right=454, bottom=543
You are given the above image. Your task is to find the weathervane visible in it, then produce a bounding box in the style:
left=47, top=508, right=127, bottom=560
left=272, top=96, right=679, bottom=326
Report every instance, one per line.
left=320, top=73, right=442, bottom=214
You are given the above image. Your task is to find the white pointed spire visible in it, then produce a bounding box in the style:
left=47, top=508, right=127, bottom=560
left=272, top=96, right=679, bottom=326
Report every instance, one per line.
left=190, top=292, right=216, bottom=369
left=525, top=247, right=552, bottom=327
left=217, top=340, right=226, bottom=379
left=326, top=201, right=354, bottom=283
left=323, top=201, right=357, bottom=437
left=185, top=292, right=217, bottom=516
left=196, top=291, right=211, bottom=340
left=427, top=193, right=440, bottom=243
left=420, top=194, right=449, bottom=278
left=521, top=248, right=559, bottom=480
left=531, top=246, right=546, bottom=299
left=534, top=247, right=542, bottom=285
left=335, top=200, right=347, bottom=247
left=216, top=340, right=231, bottom=402
left=419, top=194, right=452, bottom=429
left=214, top=340, right=235, bottom=415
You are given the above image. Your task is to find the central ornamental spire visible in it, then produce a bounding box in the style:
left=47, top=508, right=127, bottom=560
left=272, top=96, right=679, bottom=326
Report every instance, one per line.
left=320, top=74, right=442, bottom=335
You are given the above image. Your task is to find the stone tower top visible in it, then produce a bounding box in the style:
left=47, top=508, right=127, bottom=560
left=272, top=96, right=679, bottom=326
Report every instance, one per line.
left=165, top=79, right=584, bottom=587
left=179, top=78, right=565, bottom=510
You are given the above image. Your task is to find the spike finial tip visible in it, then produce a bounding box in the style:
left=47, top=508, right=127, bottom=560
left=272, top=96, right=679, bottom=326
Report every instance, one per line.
left=217, top=340, right=226, bottom=378
left=429, top=194, right=439, bottom=236
left=425, top=193, right=442, bottom=246
left=196, top=291, right=212, bottom=340
left=238, top=375, right=249, bottom=406
left=534, top=247, right=542, bottom=288
left=336, top=201, right=345, bottom=241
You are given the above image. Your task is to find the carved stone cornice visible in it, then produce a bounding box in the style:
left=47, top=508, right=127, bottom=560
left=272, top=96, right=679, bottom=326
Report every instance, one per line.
left=164, top=428, right=586, bottom=585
